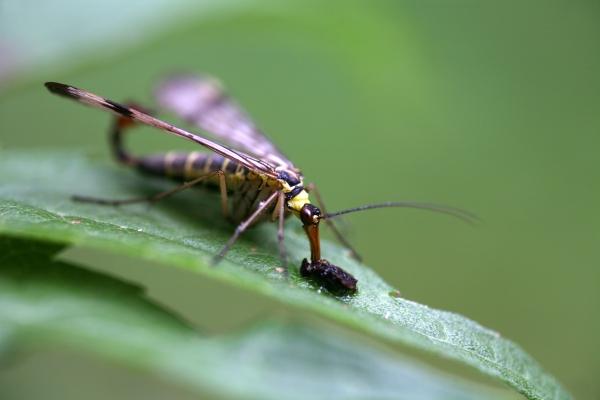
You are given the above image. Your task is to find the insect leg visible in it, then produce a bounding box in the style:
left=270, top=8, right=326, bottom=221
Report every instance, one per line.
left=213, top=190, right=279, bottom=264
left=217, top=170, right=229, bottom=218
left=72, top=172, right=220, bottom=206
left=276, top=191, right=288, bottom=275
left=271, top=192, right=282, bottom=221
left=306, top=182, right=362, bottom=261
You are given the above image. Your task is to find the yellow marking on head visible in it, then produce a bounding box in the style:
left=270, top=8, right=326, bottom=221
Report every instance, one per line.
left=279, top=178, right=304, bottom=193
left=287, top=189, right=311, bottom=213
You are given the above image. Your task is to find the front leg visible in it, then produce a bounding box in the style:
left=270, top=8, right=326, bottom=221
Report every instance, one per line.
left=276, top=191, right=288, bottom=275
left=213, top=191, right=279, bottom=265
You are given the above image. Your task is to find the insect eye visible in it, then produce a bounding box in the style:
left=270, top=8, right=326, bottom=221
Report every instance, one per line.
left=300, top=204, right=321, bottom=225
left=278, top=170, right=300, bottom=186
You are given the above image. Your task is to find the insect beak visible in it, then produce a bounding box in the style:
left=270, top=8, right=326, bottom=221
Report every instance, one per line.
left=300, top=204, right=322, bottom=262
left=303, top=222, right=321, bottom=262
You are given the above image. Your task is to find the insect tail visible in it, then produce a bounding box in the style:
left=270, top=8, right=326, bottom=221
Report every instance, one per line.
left=109, top=102, right=154, bottom=167
left=110, top=116, right=138, bottom=166
left=321, top=202, right=479, bottom=225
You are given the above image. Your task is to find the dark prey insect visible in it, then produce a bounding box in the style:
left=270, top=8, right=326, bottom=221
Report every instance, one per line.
left=44, top=76, right=476, bottom=295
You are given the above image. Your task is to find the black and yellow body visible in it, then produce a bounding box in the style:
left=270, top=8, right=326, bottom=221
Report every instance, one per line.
left=44, top=78, right=475, bottom=296
left=138, top=151, right=283, bottom=223
left=111, top=115, right=303, bottom=225
left=109, top=113, right=336, bottom=280
left=45, top=79, right=463, bottom=295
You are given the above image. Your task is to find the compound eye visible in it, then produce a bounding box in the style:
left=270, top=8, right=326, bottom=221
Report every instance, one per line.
left=300, top=204, right=321, bottom=225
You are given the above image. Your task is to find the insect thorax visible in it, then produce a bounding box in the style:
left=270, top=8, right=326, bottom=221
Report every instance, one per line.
left=277, top=168, right=311, bottom=213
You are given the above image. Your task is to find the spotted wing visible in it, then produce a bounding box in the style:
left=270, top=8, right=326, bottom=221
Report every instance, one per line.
left=155, top=75, right=293, bottom=169
left=44, top=82, right=279, bottom=178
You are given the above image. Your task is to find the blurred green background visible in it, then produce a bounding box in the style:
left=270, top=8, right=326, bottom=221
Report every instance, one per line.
left=1, top=1, right=598, bottom=399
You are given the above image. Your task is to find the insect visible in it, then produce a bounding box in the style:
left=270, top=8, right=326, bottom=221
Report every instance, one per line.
left=44, top=76, right=476, bottom=295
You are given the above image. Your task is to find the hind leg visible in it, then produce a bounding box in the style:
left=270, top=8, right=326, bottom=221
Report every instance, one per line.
left=73, top=171, right=228, bottom=211
left=213, top=191, right=279, bottom=265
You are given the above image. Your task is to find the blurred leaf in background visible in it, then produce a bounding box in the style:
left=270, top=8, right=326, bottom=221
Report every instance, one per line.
left=0, top=237, right=516, bottom=400
left=0, top=0, right=599, bottom=399
left=0, top=0, right=243, bottom=80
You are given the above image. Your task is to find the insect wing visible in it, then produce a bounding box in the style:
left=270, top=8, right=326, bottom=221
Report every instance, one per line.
left=156, top=75, right=294, bottom=169
left=44, top=82, right=279, bottom=178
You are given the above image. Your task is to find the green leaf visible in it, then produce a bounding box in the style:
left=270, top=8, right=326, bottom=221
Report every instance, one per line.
left=0, top=150, right=571, bottom=400
left=0, top=236, right=512, bottom=400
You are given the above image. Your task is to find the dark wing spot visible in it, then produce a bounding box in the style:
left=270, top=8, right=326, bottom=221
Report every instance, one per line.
left=44, top=82, right=80, bottom=99
left=105, top=99, right=134, bottom=118
left=45, top=82, right=132, bottom=119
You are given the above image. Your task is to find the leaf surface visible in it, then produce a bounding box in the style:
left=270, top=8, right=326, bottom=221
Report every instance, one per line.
left=0, top=150, right=571, bottom=400
left=0, top=236, right=511, bottom=400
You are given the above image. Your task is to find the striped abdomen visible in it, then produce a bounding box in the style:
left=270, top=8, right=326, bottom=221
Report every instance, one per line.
left=109, top=113, right=282, bottom=223
left=137, top=151, right=244, bottom=181
left=135, top=151, right=282, bottom=223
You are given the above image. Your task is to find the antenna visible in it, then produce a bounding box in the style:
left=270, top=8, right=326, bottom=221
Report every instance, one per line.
left=322, top=201, right=479, bottom=225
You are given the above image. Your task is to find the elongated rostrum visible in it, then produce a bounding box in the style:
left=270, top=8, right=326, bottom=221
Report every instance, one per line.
left=45, top=76, right=476, bottom=295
